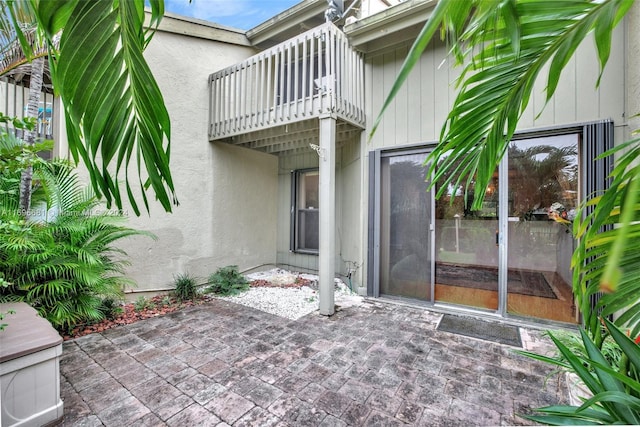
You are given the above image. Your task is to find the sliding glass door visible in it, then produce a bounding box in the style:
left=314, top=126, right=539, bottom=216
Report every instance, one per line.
left=379, top=152, right=431, bottom=301
left=372, top=128, right=590, bottom=323
left=434, top=170, right=499, bottom=311
left=506, top=135, right=578, bottom=322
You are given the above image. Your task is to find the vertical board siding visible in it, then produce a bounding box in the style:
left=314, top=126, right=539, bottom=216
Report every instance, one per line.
left=276, top=152, right=319, bottom=271
left=394, top=46, right=409, bottom=146
left=366, top=26, right=625, bottom=152
left=275, top=146, right=354, bottom=277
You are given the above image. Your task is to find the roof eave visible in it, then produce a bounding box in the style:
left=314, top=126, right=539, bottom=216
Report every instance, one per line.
left=246, top=0, right=326, bottom=47
left=345, top=0, right=437, bottom=53
left=146, top=10, right=252, bottom=47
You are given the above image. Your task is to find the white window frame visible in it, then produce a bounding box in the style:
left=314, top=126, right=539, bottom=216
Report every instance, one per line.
left=290, top=169, right=319, bottom=254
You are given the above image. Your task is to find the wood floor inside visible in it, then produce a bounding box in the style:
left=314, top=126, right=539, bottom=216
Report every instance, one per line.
left=435, top=281, right=577, bottom=323
left=384, top=274, right=577, bottom=324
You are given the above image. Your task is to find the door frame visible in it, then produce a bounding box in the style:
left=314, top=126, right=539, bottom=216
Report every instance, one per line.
left=369, top=145, right=436, bottom=302
left=367, top=120, right=612, bottom=324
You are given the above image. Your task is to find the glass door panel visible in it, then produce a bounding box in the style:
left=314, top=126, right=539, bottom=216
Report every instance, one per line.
left=506, top=135, right=578, bottom=323
left=434, top=169, right=499, bottom=311
left=379, top=153, right=431, bottom=301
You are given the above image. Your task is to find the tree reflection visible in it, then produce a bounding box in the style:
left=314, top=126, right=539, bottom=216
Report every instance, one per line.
left=508, top=144, right=577, bottom=221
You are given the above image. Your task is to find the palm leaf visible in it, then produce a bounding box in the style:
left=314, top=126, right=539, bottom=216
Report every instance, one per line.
left=573, top=140, right=640, bottom=336
left=2, top=1, right=176, bottom=214
left=523, top=404, right=613, bottom=425
left=372, top=0, right=631, bottom=211
left=30, top=0, right=176, bottom=215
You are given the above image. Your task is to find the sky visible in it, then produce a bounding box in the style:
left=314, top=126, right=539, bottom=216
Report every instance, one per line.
left=163, top=0, right=302, bottom=30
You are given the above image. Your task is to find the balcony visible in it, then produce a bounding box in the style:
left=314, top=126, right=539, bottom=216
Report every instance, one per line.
left=208, top=22, right=365, bottom=155
left=1, top=77, right=56, bottom=142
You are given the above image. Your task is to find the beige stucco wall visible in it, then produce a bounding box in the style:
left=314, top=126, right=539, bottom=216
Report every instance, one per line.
left=117, top=25, right=279, bottom=293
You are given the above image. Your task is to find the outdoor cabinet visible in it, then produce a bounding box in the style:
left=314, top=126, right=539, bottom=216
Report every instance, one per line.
left=0, top=302, right=64, bottom=427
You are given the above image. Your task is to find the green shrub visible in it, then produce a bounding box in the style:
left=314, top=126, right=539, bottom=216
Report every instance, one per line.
left=99, top=298, right=124, bottom=321
left=546, top=329, right=623, bottom=371
left=173, top=272, right=198, bottom=301
left=207, top=265, right=249, bottom=296
left=0, top=159, right=153, bottom=330
left=133, top=296, right=154, bottom=312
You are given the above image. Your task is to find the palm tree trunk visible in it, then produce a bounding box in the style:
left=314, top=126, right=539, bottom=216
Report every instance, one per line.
left=18, top=55, right=44, bottom=217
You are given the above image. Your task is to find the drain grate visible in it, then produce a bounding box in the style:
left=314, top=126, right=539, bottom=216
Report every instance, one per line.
left=437, top=314, right=522, bottom=347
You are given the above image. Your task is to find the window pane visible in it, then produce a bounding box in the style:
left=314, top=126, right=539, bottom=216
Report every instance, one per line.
left=434, top=166, right=499, bottom=310
left=296, top=170, right=319, bottom=251
left=298, top=209, right=319, bottom=250
left=299, top=172, right=319, bottom=209
left=380, top=154, right=431, bottom=300
left=507, top=134, right=578, bottom=323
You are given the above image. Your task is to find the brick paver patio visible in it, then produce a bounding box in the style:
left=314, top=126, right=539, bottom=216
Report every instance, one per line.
left=60, top=299, right=568, bottom=426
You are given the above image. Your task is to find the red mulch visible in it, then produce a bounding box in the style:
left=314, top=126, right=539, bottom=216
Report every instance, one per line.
left=249, top=276, right=314, bottom=288
left=62, top=295, right=206, bottom=340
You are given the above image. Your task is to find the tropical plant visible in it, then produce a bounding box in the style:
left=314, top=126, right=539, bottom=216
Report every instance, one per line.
left=545, top=329, right=624, bottom=372
left=520, top=319, right=640, bottom=425
left=0, top=157, right=154, bottom=330
left=173, top=272, right=199, bottom=301
left=98, top=297, right=124, bottom=321
left=133, top=296, right=154, bottom=312
left=207, top=265, right=249, bottom=296
left=1, top=0, right=176, bottom=215
left=0, top=2, right=47, bottom=215
left=0, top=308, right=15, bottom=331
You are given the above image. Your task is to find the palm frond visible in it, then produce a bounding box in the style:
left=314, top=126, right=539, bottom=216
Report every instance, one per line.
left=430, top=0, right=632, bottom=210
left=372, top=0, right=632, bottom=210
left=35, top=0, right=176, bottom=215
left=0, top=155, right=153, bottom=329
left=571, top=138, right=640, bottom=336
left=3, top=1, right=176, bottom=214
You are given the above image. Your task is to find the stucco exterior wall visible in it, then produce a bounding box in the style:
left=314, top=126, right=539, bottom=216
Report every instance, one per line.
left=117, top=27, right=278, bottom=293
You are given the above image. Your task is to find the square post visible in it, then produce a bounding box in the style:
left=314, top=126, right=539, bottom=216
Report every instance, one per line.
left=318, top=114, right=336, bottom=316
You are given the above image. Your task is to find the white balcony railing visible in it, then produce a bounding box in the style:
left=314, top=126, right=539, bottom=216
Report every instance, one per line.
left=1, top=77, right=55, bottom=141
left=209, top=23, right=365, bottom=140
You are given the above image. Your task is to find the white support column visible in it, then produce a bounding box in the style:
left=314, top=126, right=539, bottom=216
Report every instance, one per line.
left=318, top=114, right=336, bottom=316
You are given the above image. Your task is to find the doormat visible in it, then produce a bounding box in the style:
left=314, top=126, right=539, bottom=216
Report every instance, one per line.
left=435, top=263, right=557, bottom=299
left=437, top=314, right=522, bottom=347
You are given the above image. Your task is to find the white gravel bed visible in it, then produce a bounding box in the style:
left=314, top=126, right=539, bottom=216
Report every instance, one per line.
left=216, top=269, right=363, bottom=320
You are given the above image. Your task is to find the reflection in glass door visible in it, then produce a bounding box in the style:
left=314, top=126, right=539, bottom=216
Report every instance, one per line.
left=434, top=170, right=499, bottom=311
left=379, top=152, right=431, bottom=301
left=506, top=135, right=578, bottom=323
left=373, top=134, right=580, bottom=323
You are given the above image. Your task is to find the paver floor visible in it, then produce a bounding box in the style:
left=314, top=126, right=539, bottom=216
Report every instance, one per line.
left=60, top=298, right=568, bottom=426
